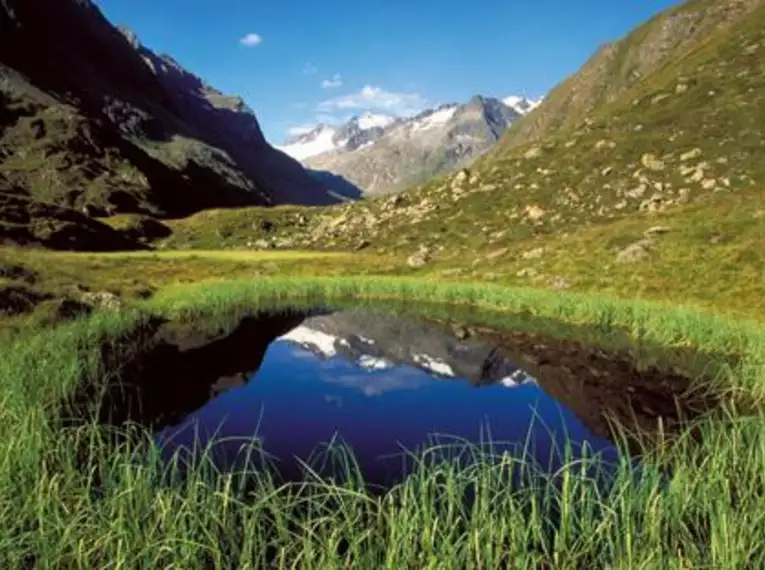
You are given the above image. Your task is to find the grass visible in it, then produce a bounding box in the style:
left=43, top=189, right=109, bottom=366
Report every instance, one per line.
left=1, top=277, right=765, bottom=568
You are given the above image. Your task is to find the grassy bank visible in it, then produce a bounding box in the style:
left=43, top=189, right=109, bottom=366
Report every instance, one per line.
left=1, top=277, right=764, bottom=568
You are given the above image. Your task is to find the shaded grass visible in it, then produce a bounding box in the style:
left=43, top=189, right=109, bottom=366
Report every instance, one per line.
left=1, top=277, right=765, bottom=567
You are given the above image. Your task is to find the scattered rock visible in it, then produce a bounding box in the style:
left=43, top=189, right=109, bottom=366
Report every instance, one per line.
left=354, top=239, right=371, bottom=251
left=452, top=325, right=470, bottom=340
left=601, top=166, right=613, bottom=176
left=643, top=226, right=672, bottom=237
left=680, top=148, right=702, bottom=161
left=524, top=205, right=546, bottom=221
left=521, top=247, right=546, bottom=260
left=451, top=169, right=470, bottom=188
left=744, top=43, right=760, bottom=55
left=523, top=146, right=543, bottom=159
left=639, top=195, right=666, bottom=212
left=616, top=239, right=654, bottom=264
left=626, top=184, right=648, bottom=199
left=651, top=93, right=671, bottom=105
left=701, top=178, right=717, bottom=190
left=640, top=153, right=665, bottom=171
left=486, top=248, right=509, bottom=260
left=80, top=291, right=122, bottom=312
left=407, top=245, right=431, bottom=268
left=440, top=268, right=465, bottom=278
left=595, top=139, right=616, bottom=150
left=675, top=83, right=689, bottom=94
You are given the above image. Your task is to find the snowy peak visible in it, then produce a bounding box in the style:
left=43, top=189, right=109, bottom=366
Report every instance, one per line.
left=502, top=95, right=543, bottom=115
left=278, top=112, right=400, bottom=160
left=278, top=93, right=542, bottom=166
left=356, top=112, right=397, bottom=130
left=277, top=124, right=339, bottom=161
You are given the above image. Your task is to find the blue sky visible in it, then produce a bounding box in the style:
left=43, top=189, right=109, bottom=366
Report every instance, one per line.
left=93, top=0, right=681, bottom=144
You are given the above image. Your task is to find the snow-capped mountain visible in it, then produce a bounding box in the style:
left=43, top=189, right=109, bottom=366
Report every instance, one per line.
left=277, top=112, right=399, bottom=161
left=503, top=95, right=543, bottom=115
left=295, top=94, right=538, bottom=196
left=277, top=309, right=537, bottom=388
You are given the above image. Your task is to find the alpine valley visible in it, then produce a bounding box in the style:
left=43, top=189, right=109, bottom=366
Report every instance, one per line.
left=3, top=0, right=765, bottom=567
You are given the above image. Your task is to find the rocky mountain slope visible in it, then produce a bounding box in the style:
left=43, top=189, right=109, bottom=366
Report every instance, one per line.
left=0, top=0, right=337, bottom=225
left=163, top=0, right=765, bottom=298
left=288, top=96, right=536, bottom=196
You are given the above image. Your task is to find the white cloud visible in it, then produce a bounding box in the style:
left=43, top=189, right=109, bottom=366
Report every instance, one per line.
left=239, top=33, right=263, bottom=47
left=286, top=124, right=318, bottom=136
left=302, top=61, right=319, bottom=75
left=318, top=85, right=426, bottom=116
left=321, top=74, right=343, bottom=89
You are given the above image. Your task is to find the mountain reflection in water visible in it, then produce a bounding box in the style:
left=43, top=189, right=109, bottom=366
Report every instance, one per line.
left=155, top=310, right=624, bottom=490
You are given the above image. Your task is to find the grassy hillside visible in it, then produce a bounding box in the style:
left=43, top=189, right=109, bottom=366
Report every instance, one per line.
left=147, top=0, right=765, bottom=319
left=498, top=0, right=764, bottom=150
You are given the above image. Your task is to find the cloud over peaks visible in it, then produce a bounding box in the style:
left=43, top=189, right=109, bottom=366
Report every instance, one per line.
left=239, top=33, right=263, bottom=47
left=318, top=85, right=426, bottom=116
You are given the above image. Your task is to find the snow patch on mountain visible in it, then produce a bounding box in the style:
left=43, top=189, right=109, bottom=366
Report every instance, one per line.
left=410, top=105, right=458, bottom=132
left=357, top=112, right=397, bottom=130
left=275, top=125, right=338, bottom=161
left=278, top=325, right=346, bottom=357
left=503, top=95, right=543, bottom=115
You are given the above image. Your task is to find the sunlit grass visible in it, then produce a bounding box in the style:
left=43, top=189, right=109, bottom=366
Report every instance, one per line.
left=1, top=278, right=764, bottom=567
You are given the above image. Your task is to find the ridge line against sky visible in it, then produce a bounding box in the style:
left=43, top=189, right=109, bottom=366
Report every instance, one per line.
left=92, top=0, right=683, bottom=144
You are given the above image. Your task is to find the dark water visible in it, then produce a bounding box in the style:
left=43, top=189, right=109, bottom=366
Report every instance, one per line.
left=153, top=310, right=626, bottom=490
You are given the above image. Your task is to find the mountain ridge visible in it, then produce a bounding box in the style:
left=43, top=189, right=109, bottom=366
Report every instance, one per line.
left=0, top=0, right=339, bottom=226
left=282, top=95, right=537, bottom=196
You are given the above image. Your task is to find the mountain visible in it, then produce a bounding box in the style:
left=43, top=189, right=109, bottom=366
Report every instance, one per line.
left=495, top=0, right=763, bottom=152
left=161, top=0, right=765, bottom=294
left=267, top=0, right=765, bottom=262
left=288, top=95, right=531, bottom=196
left=503, top=95, right=543, bottom=115
left=278, top=309, right=534, bottom=387
left=277, top=112, right=400, bottom=161
left=0, top=0, right=338, bottom=224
